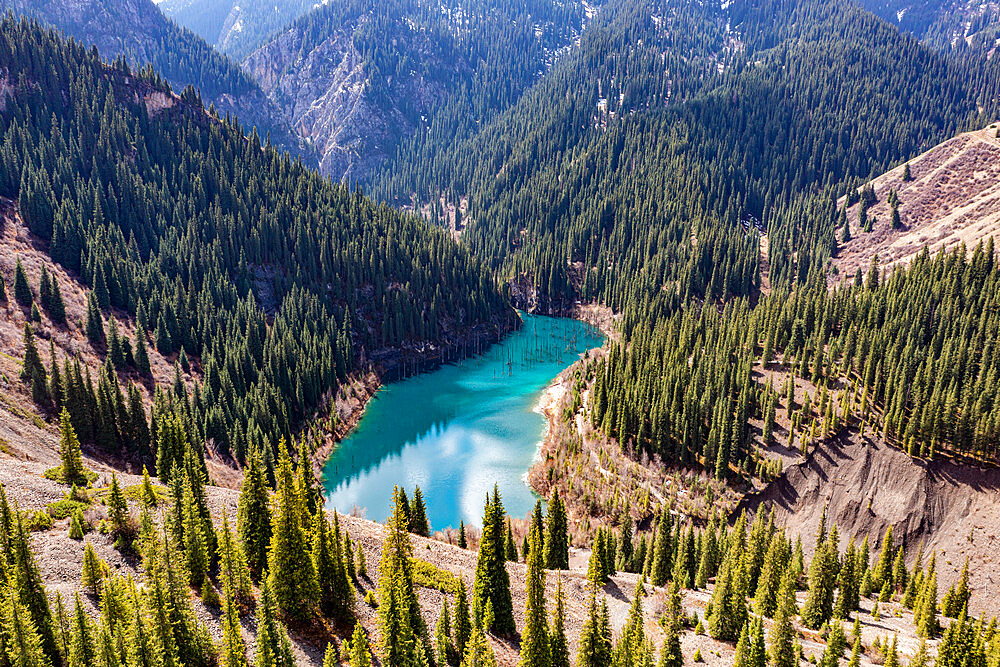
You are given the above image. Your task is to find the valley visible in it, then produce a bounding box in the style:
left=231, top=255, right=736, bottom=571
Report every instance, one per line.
left=0, top=0, right=999, bottom=666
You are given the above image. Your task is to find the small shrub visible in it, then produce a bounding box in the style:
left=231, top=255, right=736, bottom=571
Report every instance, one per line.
left=43, top=466, right=97, bottom=485
left=23, top=509, right=53, bottom=531
left=411, top=558, right=460, bottom=594
left=693, top=649, right=703, bottom=662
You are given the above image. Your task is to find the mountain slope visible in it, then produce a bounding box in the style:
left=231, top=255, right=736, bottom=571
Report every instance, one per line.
left=855, top=0, right=1000, bottom=53
left=369, top=0, right=995, bottom=314
left=0, top=0, right=304, bottom=154
left=243, top=0, right=589, bottom=181
left=832, top=124, right=1000, bottom=287
left=0, top=15, right=514, bottom=470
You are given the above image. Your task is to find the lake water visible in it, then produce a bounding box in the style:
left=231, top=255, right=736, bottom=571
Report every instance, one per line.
left=321, top=313, right=604, bottom=530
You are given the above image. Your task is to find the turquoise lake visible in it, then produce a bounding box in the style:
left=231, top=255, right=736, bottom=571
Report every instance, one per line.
left=321, top=313, right=605, bottom=530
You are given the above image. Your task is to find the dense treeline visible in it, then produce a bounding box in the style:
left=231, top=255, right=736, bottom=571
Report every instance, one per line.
left=0, top=16, right=512, bottom=468
left=594, top=240, right=1000, bottom=473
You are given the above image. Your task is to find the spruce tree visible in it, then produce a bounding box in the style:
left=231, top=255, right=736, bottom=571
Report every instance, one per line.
left=70, top=591, right=97, bottom=666
left=801, top=537, right=838, bottom=629
left=520, top=518, right=549, bottom=667
left=733, top=621, right=752, bottom=667
left=13, top=257, right=32, bottom=308
left=769, top=571, right=797, bottom=667
left=649, top=512, right=672, bottom=587
left=435, top=599, right=455, bottom=667
left=85, top=293, right=104, bottom=346
left=454, top=578, right=472, bottom=658
left=349, top=622, right=372, bottom=667
left=313, top=511, right=353, bottom=623
left=458, top=520, right=467, bottom=549
left=20, top=324, right=47, bottom=406
left=576, top=591, right=611, bottom=667
left=461, top=626, right=498, bottom=667
left=410, top=486, right=430, bottom=537
left=942, top=558, right=970, bottom=618
left=708, top=542, right=746, bottom=641
left=505, top=518, right=519, bottom=562
left=220, top=581, right=248, bottom=667
left=549, top=579, right=570, bottom=667
left=237, top=446, right=272, bottom=579
left=819, top=622, right=846, bottom=667
left=472, top=486, right=515, bottom=636
left=5, top=497, right=59, bottom=663
left=544, top=489, right=569, bottom=571
left=378, top=486, right=429, bottom=666
left=46, top=274, right=66, bottom=324
left=255, top=577, right=295, bottom=667
left=134, top=332, right=151, bottom=377
left=107, top=471, right=131, bottom=543
left=182, top=478, right=209, bottom=590
left=613, top=579, right=648, bottom=667
left=58, top=408, right=86, bottom=486
left=872, top=526, right=893, bottom=592
left=658, top=582, right=683, bottom=667
left=218, top=515, right=253, bottom=608
left=81, top=540, right=106, bottom=595
left=914, top=568, right=938, bottom=638
left=267, top=440, right=317, bottom=623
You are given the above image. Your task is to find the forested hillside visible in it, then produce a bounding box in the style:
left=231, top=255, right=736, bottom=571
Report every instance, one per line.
left=0, top=16, right=514, bottom=473
left=370, top=0, right=997, bottom=315
left=0, top=0, right=304, bottom=154
left=855, top=0, right=1000, bottom=53
left=242, top=0, right=590, bottom=180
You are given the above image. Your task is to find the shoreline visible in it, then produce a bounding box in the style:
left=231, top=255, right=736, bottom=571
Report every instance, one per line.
left=313, top=303, right=615, bottom=492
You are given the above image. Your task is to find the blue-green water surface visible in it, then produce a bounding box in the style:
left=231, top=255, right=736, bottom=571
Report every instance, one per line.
left=322, top=313, right=604, bottom=530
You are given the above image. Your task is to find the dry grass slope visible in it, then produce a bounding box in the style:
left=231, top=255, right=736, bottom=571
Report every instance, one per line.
left=832, top=124, right=1000, bottom=285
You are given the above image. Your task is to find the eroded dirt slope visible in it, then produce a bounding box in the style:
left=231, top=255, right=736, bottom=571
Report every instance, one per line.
left=737, top=431, right=1000, bottom=614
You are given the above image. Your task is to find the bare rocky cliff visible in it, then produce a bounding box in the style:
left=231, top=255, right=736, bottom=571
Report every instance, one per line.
left=243, top=12, right=467, bottom=181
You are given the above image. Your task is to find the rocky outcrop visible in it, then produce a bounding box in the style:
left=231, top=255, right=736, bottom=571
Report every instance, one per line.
left=244, top=10, right=468, bottom=181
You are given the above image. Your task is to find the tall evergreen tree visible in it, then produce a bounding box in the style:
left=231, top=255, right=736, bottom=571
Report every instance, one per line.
left=58, top=408, right=87, bottom=486
left=472, top=486, right=515, bottom=636
left=549, top=579, right=570, bottom=667
left=410, top=486, right=430, bottom=537
left=267, top=440, right=318, bottom=623
left=254, top=576, right=295, bottom=667
left=576, top=593, right=612, bottom=667
left=237, top=446, right=272, bottom=579
left=454, top=578, right=472, bottom=659
left=349, top=622, right=372, bottom=667
left=544, top=489, right=569, bottom=571
left=13, top=257, right=32, bottom=308
left=769, top=571, right=797, bottom=667
left=378, top=486, right=429, bottom=666
left=85, top=293, right=104, bottom=346
left=520, top=518, right=549, bottom=667
left=658, top=582, right=683, bottom=667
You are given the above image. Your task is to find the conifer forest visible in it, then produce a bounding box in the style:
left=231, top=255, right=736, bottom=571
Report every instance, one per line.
left=1, top=0, right=1000, bottom=664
